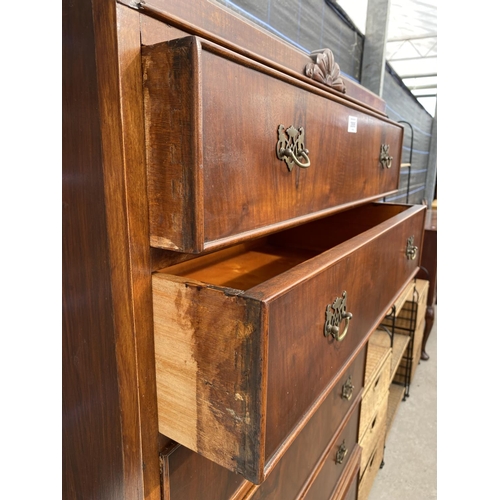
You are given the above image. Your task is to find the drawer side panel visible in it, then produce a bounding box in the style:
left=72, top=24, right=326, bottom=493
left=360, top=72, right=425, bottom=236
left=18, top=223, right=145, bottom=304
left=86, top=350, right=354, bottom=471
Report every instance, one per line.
left=143, top=38, right=204, bottom=252
left=152, top=274, right=266, bottom=482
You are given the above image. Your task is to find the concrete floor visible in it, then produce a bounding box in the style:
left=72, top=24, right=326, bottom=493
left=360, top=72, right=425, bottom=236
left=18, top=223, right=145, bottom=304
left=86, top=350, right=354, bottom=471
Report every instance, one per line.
left=368, top=307, right=437, bottom=500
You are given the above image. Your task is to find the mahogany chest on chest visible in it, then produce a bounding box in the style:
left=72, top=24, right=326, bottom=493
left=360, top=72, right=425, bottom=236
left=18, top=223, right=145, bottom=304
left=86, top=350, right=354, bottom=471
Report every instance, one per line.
left=63, top=1, right=426, bottom=499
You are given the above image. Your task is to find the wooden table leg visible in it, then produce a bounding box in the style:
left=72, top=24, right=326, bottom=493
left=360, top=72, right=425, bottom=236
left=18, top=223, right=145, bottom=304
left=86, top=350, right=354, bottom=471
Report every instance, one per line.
left=420, top=305, right=435, bottom=361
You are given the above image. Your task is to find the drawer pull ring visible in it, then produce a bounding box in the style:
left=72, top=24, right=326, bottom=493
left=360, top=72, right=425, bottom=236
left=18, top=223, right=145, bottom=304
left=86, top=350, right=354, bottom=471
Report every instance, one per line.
left=335, top=440, right=348, bottom=465
left=341, top=376, right=354, bottom=401
left=324, top=291, right=353, bottom=342
left=406, top=235, right=418, bottom=260
left=379, top=144, right=393, bottom=169
left=277, top=124, right=311, bottom=171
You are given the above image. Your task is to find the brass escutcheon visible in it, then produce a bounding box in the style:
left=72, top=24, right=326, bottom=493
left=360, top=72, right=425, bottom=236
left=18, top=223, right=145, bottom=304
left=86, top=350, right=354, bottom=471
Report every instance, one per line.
left=379, top=144, right=393, bottom=169
left=276, top=124, right=311, bottom=171
left=341, top=376, right=354, bottom=401
left=324, top=291, right=353, bottom=342
left=406, top=235, right=418, bottom=260
left=335, top=440, right=348, bottom=465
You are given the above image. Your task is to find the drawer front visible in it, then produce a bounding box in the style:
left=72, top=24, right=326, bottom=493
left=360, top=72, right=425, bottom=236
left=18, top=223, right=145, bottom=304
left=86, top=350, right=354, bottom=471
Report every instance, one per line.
left=303, top=402, right=361, bottom=500
left=358, top=434, right=385, bottom=500
left=143, top=36, right=403, bottom=253
left=152, top=203, right=425, bottom=483
left=329, top=445, right=361, bottom=500
left=359, top=350, right=391, bottom=439
left=251, top=352, right=365, bottom=500
left=341, top=479, right=358, bottom=500
left=264, top=205, right=425, bottom=458
left=359, top=393, right=388, bottom=474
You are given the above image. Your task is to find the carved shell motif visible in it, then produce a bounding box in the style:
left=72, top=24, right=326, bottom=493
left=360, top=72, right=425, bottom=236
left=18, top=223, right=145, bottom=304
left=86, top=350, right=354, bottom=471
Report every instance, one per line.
left=305, top=48, right=346, bottom=93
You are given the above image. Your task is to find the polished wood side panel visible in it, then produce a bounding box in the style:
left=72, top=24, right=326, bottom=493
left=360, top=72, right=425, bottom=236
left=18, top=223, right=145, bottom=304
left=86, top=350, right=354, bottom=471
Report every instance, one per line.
left=123, top=0, right=386, bottom=113
left=64, top=1, right=162, bottom=499
left=62, top=0, right=125, bottom=497
left=94, top=3, right=163, bottom=499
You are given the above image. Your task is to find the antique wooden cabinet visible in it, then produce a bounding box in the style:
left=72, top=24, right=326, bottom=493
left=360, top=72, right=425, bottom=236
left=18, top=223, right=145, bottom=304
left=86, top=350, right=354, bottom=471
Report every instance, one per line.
left=62, top=1, right=425, bottom=499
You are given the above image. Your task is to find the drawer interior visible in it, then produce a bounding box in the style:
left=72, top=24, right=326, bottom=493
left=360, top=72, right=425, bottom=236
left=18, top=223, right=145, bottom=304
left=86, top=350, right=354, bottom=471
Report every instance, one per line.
left=161, top=243, right=319, bottom=290
left=158, top=203, right=410, bottom=291
left=267, top=203, right=410, bottom=252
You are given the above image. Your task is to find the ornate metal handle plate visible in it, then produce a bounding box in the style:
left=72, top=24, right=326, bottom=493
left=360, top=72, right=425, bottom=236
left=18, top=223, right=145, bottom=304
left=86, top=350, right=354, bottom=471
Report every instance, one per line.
left=276, top=124, right=311, bottom=171
left=324, top=291, right=353, bottom=342
left=341, top=376, right=354, bottom=401
left=379, top=144, right=393, bottom=169
left=335, top=440, right=348, bottom=465
left=406, top=235, right=418, bottom=260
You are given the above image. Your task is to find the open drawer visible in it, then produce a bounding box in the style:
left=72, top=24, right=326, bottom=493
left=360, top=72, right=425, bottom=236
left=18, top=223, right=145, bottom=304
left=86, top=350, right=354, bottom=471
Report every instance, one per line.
left=152, top=203, right=426, bottom=483
left=143, top=36, right=403, bottom=253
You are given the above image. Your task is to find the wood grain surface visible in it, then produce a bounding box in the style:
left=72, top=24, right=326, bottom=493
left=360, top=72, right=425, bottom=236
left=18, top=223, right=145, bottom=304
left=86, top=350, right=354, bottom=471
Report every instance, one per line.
left=302, top=403, right=361, bottom=500
left=143, top=37, right=403, bottom=253
left=63, top=0, right=127, bottom=497
left=152, top=203, right=425, bottom=484
left=122, top=0, right=387, bottom=113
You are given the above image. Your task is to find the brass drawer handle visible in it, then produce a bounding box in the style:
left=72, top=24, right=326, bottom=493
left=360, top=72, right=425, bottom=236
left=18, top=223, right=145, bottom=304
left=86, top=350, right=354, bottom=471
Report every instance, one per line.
left=324, top=291, right=353, bottom=342
left=379, top=144, right=393, bottom=169
left=341, top=376, right=354, bottom=401
left=406, top=235, right=418, bottom=260
left=335, top=440, right=348, bottom=465
left=277, top=124, right=311, bottom=171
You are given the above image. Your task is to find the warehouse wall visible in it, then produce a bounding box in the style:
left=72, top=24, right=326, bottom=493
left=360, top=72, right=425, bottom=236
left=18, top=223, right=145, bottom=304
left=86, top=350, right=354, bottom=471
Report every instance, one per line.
left=382, top=64, right=435, bottom=205
left=215, top=0, right=363, bottom=80
left=215, top=0, right=436, bottom=206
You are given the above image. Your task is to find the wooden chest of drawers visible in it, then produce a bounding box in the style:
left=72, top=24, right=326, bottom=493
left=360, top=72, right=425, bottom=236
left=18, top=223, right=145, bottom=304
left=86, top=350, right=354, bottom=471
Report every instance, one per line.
left=63, top=1, right=428, bottom=499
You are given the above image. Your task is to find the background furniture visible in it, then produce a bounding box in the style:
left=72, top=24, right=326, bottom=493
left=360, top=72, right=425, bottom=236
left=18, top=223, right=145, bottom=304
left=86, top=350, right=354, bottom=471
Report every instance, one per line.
left=417, top=208, right=437, bottom=360
left=358, top=278, right=429, bottom=499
